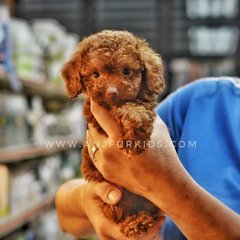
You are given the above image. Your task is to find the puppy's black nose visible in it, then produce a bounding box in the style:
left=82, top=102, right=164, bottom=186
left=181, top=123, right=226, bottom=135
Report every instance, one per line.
left=106, top=86, right=119, bottom=97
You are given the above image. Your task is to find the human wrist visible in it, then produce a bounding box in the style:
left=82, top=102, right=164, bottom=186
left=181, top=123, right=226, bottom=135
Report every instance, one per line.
left=142, top=161, right=194, bottom=212
left=150, top=170, right=240, bottom=239
left=156, top=173, right=194, bottom=213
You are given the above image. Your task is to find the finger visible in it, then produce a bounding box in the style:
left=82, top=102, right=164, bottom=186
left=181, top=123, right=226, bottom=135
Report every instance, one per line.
left=87, top=128, right=106, bottom=173
left=88, top=124, right=106, bottom=143
left=86, top=127, right=104, bottom=160
left=90, top=100, right=121, bottom=138
left=86, top=130, right=94, bottom=160
left=95, top=182, right=122, bottom=205
left=88, top=124, right=109, bottom=149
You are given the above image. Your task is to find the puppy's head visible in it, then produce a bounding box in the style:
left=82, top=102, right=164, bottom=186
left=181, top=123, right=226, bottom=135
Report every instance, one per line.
left=62, top=30, right=164, bottom=106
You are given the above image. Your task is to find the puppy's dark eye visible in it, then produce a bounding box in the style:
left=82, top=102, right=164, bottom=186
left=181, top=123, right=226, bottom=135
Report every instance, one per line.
left=93, top=71, right=100, bottom=78
left=123, top=68, right=131, bottom=75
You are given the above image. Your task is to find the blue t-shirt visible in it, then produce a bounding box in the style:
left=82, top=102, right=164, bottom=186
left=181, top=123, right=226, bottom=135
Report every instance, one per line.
left=156, top=77, right=240, bottom=240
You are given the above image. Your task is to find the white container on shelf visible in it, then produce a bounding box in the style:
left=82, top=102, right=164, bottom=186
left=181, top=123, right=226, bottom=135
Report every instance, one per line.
left=65, top=101, right=86, bottom=142
left=32, top=19, right=74, bottom=87
left=28, top=96, right=46, bottom=144
left=188, top=26, right=239, bottom=56
left=186, top=0, right=239, bottom=19
left=1, top=93, right=29, bottom=147
left=9, top=18, right=45, bottom=82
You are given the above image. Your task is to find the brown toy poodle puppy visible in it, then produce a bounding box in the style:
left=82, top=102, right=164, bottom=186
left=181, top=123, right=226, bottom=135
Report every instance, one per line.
left=62, top=30, right=165, bottom=237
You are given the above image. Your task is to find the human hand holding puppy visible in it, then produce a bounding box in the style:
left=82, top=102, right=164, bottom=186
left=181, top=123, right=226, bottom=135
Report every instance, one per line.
left=87, top=101, right=240, bottom=240
left=55, top=179, right=165, bottom=240
left=87, top=100, right=190, bottom=211
left=56, top=101, right=240, bottom=240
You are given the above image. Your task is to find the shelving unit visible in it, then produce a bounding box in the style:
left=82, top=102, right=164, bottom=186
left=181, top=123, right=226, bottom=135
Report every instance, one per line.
left=0, top=71, right=85, bottom=101
left=0, top=195, right=55, bottom=238
left=0, top=69, right=84, bottom=164
left=0, top=137, right=83, bottom=163
left=0, top=1, right=86, bottom=239
left=0, top=68, right=84, bottom=239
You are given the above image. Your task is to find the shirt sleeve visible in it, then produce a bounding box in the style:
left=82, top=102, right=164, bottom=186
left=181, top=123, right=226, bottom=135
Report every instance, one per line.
left=155, top=81, right=200, bottom=142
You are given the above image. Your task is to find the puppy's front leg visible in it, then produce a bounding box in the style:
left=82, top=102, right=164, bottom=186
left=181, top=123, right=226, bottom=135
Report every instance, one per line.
left=110, top=103, right=155, bottom=154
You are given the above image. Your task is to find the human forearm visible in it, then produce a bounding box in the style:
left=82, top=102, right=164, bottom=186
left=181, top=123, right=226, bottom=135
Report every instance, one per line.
left=87, top=103, right=240, bottom=240
left=147, top=166, right=240, bottom=240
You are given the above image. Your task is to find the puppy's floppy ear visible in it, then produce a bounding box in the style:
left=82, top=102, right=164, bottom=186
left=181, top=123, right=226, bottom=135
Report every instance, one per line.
left=61, top=51, right=85, bottom=98
left=138, top=41, right=165, bottom=94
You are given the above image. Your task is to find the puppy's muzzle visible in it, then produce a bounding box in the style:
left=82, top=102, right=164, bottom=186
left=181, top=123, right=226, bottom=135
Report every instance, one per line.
left=106, top=86, right=119, bottom=97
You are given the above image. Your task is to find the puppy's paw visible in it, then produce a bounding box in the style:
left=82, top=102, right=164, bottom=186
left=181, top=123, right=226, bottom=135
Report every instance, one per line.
left=121, top=109, right=154, bottom=129
left=120, top=128, right=152, bottom=155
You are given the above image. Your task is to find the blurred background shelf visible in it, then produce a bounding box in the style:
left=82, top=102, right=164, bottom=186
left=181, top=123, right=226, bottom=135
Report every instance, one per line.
left=1, top=1, right=86, bottom=239
left=0, top=71, right=69, bottom=101
left=0, top=137, right=83, bottom=163
left=0, top=195, right=54, bottom=238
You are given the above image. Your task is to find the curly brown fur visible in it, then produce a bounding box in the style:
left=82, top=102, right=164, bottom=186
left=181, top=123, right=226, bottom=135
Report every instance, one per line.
left=62, top=30, right=164, bottom=237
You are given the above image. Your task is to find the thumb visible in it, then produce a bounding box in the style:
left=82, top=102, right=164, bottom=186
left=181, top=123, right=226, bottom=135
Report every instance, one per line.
left=95, top=182, right=122, bottom=205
